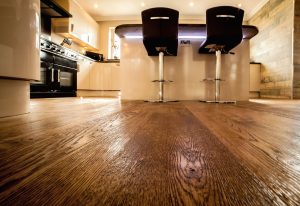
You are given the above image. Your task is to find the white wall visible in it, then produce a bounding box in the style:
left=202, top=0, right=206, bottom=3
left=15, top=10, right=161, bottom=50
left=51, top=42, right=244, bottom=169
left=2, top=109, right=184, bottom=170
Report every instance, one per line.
left=120, top=38, right=250, bottom=101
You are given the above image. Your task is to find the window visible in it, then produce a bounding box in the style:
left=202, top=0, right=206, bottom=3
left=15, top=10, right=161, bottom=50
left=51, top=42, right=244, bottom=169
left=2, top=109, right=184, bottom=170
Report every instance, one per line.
left=108, top=27, right=120, bottom=59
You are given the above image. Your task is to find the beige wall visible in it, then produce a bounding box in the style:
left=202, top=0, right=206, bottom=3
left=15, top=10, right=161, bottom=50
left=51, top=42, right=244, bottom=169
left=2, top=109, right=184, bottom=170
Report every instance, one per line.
left=120, top=38, right=250, bottom=101
left=97, top=20, right=141, bottom=58
left=249, top=0, right=294, bottom=99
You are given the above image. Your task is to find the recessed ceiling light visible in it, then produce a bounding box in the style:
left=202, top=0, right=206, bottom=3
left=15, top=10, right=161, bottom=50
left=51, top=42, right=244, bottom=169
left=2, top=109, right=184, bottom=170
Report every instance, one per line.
left=141, top=2, right=145, bottom=7
left=94, top=3, right=98, bottom=9
left=189, top=2, right=194, bottom=7
left=238, top=3, right=242, bottom=8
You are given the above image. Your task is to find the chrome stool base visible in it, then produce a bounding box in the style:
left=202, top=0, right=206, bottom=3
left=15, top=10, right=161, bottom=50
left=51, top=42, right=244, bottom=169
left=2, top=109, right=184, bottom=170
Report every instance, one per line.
left=199, top=100, right=236, bottom=104
left=145, top=100, right=179, bottom=103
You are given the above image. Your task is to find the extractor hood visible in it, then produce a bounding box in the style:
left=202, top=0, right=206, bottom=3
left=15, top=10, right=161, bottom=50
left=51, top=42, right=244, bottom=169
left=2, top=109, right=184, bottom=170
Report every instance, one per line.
left=41, top=0, right=72, bottom=18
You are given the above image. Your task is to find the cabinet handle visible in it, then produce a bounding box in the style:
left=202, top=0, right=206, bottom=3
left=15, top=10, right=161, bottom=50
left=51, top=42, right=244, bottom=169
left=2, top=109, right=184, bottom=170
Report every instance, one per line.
left=71, top=24, right=74, bottom=32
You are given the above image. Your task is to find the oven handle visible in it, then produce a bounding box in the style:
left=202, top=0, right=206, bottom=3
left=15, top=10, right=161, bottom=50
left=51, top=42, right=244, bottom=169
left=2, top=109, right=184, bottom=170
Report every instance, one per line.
left=58, top=69, right=60, bottom=83
left=51, top=68, right=54, bottom=82
left=53, top=63, right=77, bottom=70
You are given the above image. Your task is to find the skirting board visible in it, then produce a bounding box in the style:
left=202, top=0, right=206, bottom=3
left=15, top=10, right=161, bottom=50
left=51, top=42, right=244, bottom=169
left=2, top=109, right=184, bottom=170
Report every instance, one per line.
left=77, top=90, right=121, bottom=97
left=249, top=91, right=260, bottom=99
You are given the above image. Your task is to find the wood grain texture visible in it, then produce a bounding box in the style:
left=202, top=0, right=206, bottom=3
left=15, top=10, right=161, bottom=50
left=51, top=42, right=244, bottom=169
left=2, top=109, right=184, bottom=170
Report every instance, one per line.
left=0, top=98, right=300, bottom=205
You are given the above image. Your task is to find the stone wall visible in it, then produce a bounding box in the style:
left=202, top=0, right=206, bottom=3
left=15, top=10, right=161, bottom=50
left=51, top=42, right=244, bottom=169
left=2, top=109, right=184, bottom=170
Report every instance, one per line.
left=249, top=0, right=294, bottom=99
left=294, top=0, right=300, bottom=98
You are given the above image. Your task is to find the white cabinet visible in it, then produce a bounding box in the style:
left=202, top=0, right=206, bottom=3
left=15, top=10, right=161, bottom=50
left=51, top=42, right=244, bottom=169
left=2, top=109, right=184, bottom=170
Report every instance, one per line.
left=77, top=62, right=121, bottom=91
left=89, top=63, right=121, bottom=90
left=87, top=21, right=99, bottom=49
left=0, top=0, right=40, bottom=80
left=52, top=0, right=100, bottom=51
left=68, top=0, right=99, bottom=48
left=77, top=60, right=92, bottom=90
left=110, top=64, right=121, bottom=90
left=89, top=63, right=102, bottom=90
left=0, top=0, right=40, bottom=117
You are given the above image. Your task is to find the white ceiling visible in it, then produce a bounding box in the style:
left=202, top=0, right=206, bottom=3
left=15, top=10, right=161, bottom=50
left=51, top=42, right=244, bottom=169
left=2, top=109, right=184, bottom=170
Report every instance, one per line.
left=75, top=0, right=269, bottom=21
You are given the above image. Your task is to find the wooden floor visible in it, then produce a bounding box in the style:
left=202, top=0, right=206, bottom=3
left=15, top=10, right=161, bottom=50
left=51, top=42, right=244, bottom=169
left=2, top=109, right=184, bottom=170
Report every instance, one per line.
left=0, top=98, right=300, bottom=205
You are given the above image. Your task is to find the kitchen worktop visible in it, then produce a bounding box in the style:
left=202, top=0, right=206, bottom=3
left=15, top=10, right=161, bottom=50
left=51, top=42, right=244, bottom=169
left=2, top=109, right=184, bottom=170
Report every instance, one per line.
left=99, top=59, right=120, bottom=63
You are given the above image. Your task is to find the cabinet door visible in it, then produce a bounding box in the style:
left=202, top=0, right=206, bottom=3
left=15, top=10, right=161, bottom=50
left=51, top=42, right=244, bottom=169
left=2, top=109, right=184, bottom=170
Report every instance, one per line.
left=69, top=0, right=89, bottom=43
left=88, top=21, right=99, bottom=48
left=110, top=64, right=121, bottom=90
left=69, top=1, right=81, bottom=36
left=77, top=60, right=91, bottom=89
left=102, top=64, right=111, bottom=90
left=90, top=63, right=103, bottom=90
left=89, top=63, right=121, bottom=90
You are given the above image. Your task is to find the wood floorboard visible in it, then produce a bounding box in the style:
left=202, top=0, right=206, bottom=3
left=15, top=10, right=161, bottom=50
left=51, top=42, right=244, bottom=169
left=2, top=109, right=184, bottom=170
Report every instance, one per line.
left=184, top=101, right=300, bottom=205
left=0, top=98, right=300, bottom=205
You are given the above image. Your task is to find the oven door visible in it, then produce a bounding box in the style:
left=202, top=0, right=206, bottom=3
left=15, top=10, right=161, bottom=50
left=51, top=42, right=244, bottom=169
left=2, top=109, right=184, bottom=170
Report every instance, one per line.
left=30, top=60, right=53, bottom=92
left=53, top=63, right=77, bottom=94
left=31, top=51, right=54, bottom=92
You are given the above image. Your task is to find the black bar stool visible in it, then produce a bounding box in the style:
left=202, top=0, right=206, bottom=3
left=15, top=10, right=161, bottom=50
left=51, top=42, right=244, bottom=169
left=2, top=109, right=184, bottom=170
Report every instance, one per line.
left=141, top=7, right=179, bottom=102
left=199, top=6, right=244, bottom=103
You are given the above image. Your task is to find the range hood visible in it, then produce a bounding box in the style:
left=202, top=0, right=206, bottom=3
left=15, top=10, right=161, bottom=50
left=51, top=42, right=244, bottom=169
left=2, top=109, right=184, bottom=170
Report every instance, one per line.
left=41, top=0, right=72, bottom=18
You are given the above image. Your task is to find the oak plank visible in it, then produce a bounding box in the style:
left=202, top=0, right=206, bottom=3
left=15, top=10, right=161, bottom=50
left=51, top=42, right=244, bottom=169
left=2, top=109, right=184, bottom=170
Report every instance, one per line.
left=0, top=98, right=300, bottom=205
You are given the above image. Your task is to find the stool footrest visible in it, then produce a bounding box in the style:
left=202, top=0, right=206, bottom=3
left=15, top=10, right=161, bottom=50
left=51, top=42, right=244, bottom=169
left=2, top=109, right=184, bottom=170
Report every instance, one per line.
left=202, top=78, right=225, bottom=82
left=199, top=100, right=236, bottom=104
left=152, top=80, right=174, bottom=83
left=145, top=100, right=179, bottom=103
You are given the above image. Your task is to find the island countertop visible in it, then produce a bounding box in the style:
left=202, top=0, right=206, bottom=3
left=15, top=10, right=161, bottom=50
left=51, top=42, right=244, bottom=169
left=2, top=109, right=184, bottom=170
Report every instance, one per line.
left=115, top=24, right=258, bottom=39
